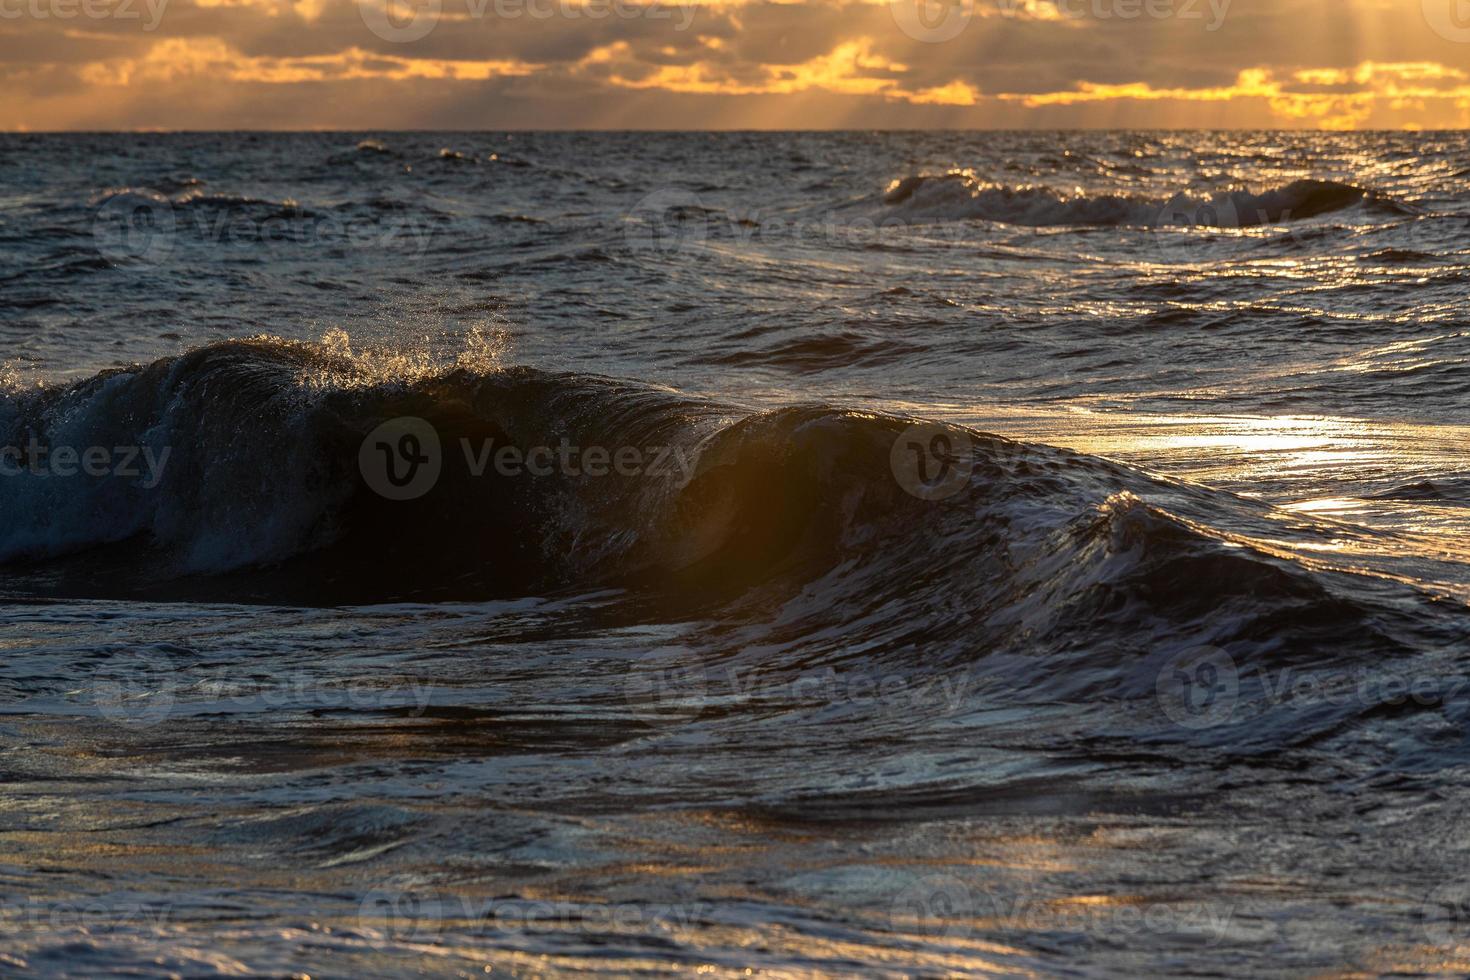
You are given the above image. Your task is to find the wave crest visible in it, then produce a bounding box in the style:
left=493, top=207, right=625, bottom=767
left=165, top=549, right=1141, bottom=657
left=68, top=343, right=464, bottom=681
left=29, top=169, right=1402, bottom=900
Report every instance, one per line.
left=880, top=172, right=1408, bottom=227
left=0, top=337, right=1451, bottom=688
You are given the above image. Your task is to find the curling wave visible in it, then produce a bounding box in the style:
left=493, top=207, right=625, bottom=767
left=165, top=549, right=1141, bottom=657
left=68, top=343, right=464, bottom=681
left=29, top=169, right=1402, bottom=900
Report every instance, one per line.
left=0, top=338, right=1456, bottom=680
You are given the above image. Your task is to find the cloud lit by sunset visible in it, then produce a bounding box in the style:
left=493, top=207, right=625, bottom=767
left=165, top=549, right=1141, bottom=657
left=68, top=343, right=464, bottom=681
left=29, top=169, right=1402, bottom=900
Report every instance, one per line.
left=2, top=0, right=1468, bottom=128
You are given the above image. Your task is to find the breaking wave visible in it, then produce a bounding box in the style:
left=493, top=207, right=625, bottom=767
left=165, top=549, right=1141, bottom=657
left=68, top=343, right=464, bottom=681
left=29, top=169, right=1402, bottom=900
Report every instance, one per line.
left=880, top=173, right=1410, bottom=227
left=0, top=337, right=1456, bottom=684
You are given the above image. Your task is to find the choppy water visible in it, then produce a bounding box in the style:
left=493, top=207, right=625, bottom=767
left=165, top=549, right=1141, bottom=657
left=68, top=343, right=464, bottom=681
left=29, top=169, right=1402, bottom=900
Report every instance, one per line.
left=3, top=131, right=1470, bottom=977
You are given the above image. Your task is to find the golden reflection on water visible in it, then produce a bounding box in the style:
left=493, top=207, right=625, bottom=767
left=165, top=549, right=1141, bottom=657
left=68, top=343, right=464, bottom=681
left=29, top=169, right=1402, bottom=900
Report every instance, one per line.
left=955, top=408, right=1466, bottom=505
left=1022, top=412, right=1434, bottom=480
left=933, top=407, right=1470, bottom=600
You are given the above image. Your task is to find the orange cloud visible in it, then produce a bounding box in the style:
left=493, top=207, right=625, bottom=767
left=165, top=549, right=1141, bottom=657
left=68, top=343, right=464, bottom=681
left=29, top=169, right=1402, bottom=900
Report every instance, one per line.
left=5, top=0, right=1470, bottom=129
left=582, top=39, right=904, bottom=96
left=1002, top=64, right=1470, bottom=130
left=578, top=37, right=974, bottom=104
left=75, top=37, right=541, bottom=85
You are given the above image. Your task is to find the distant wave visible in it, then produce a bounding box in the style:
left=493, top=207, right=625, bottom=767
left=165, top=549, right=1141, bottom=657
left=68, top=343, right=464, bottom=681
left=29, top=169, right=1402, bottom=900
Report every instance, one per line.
left=1368, top=478, right=1470, bottom=503
left=705, top=331, right=926, bottom=371
left=173, top=189, right=309, bottom=213
left=880, top=172, right=1410, bottom=227
left=92, top=186, right=311, bottom=217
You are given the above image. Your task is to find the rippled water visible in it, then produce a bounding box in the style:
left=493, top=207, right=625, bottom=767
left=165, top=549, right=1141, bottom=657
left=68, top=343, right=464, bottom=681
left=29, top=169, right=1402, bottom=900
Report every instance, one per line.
left=3, top=131, right=1470, bottom=977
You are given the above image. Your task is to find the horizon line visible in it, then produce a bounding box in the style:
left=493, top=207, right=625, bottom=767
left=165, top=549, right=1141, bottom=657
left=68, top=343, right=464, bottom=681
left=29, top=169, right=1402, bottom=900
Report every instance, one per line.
left=5, top=127, right=1466, bottom=135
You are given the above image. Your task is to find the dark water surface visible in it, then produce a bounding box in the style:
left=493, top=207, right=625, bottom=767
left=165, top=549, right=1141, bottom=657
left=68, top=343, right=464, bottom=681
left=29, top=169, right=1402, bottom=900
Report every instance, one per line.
left=3, top=131, right=1470, bottom=976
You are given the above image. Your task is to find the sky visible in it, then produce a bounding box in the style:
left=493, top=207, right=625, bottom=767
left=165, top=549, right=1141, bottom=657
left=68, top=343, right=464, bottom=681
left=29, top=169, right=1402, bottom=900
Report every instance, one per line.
left=2, top=0, right=1469, bottom=129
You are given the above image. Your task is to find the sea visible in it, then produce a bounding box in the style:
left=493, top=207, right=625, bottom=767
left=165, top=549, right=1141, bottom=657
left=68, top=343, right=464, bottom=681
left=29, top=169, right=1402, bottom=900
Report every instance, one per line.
left=2, top=130, right=1470, bottom=976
